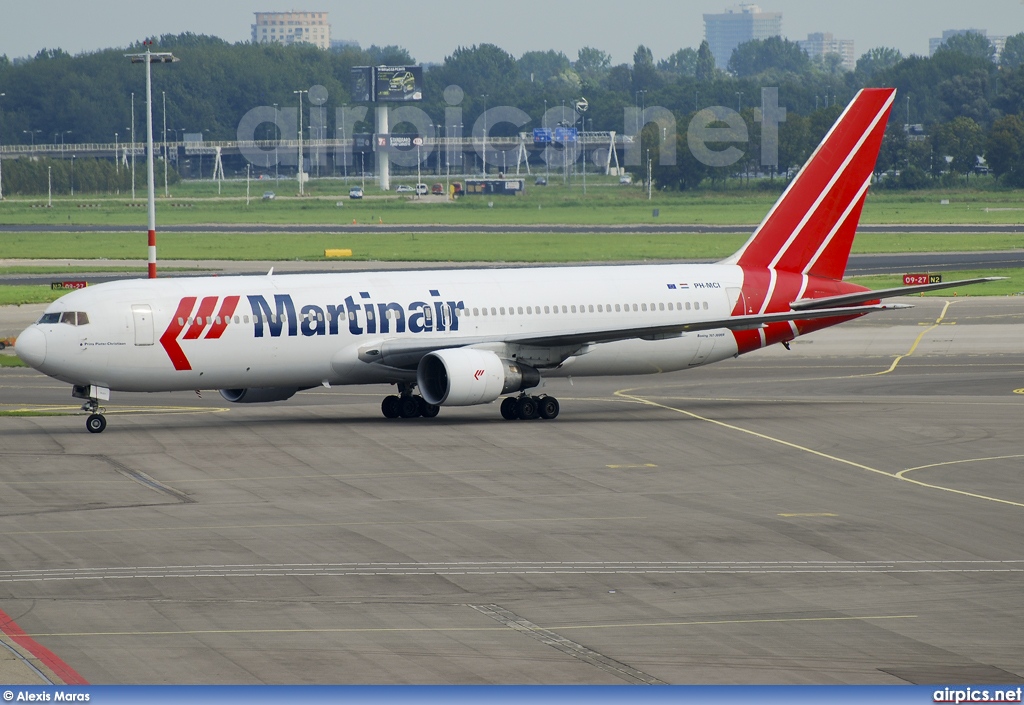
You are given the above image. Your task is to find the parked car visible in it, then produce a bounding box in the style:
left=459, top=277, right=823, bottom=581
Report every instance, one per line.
left=395, top=184, right=414, bottom=193
left=415, top=183, right=428, bottom=195
left=619, top=174, right=633, bottom=185
left=349, top=186, right=364, bottom=199
left=431, top=183, right=444, bottom=195
left=535, top=176, right=547, bottom=186
left=261, top=191, right=275, bottom=200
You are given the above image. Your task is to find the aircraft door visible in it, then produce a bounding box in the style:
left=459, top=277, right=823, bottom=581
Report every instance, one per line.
left=727, top=287, right=748, bottom=315
left=132, top=304, right=154, bottom=346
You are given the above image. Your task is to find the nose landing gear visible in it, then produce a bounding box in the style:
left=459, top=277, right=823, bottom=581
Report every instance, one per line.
left=73, top=385, right=110, bottom=433
left=81, top=399, right=106, bottom=433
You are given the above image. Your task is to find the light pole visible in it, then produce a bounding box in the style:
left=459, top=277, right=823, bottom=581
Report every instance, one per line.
left=481, top=94, right=488, bottom=177
left=22, top=129, right=41, bottom=146
left=127, top=40, right=179, bottom=278
left=293, top=89, right=307, bottom=195
left=47, top=165, right=52, bottom=207
left=340, top=104, right=347, bottom=181
left=162, top=90, right=168, bottom=197
left=272, top=103, right=279, bottom=188
left=0, top=92, right=5, bottom=201
left=70, top=154, right=75, bottom=196
left=130, top=92, right=136, bottom=200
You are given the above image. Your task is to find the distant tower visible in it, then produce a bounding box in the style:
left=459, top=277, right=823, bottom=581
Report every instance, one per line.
left=252, top=11, right=331, bottom=49
left=703, top=4, right=782, bottom=70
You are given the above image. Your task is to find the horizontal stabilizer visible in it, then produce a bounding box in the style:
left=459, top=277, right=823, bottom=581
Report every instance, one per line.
left=790, top=277, right=1005, bottom=311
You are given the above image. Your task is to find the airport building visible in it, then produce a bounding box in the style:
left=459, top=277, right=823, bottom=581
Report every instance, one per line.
left=252, top=11, right=331, bottom=49
left=703, top=3, right=783, bottom=70
left=798, top=32, right=855, bottom=71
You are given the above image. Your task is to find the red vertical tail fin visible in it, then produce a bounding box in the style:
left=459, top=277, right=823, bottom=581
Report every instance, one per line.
left=723, top=88, right=896, bottom=281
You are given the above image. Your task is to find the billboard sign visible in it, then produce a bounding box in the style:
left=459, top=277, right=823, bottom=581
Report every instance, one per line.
left=374, top=65, right=423, bottom=102
left=350, top=67, right=373, bottom=103
left=533, top=128, right=552, bottom=144
left=374, top=134, right=424, bottom=151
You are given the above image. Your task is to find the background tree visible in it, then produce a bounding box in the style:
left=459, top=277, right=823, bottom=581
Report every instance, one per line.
left=658, top=48, right=697, bottom=77
left=575, top=47, right=611, bottom=85
left=728, top=36, right=810, bottom=77
left=632, top=44, right=661, bottom=92
left=985, top=114, right=1024, bottom=185
left=932, top=116, right=984, bottom=180
left=1000, top=33, right=1024, bottom=70
left=855, top=47, right=903, bottom=82
left=695, top=40, right=715, bottom=82
left=936, top=32, right=995, bottom=63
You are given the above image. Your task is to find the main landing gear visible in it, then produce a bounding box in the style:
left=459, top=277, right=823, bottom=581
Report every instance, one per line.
left=500, top=394, right=559, bottom=421
left=381, top=393, right=439, bottom=419
left=380, top=384, right=439, bottom=419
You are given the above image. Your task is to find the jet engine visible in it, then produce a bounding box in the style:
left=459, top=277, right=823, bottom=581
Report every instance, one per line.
left=219, top=387, right=300, bottom=404
left=417, top=348, right=540, bottom=406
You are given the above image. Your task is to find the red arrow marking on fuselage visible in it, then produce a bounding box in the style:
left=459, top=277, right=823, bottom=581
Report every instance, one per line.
left=474, top=369, right=484, bottom=380
left=204, top=295, right=240, bottom=339
left=160, top=297, right=197, bottom=371
left=182, top=296, right=218, bottom=340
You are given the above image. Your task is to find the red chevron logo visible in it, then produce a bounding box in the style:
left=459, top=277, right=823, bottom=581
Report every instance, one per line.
left=159, top=295, right=240, bottom=371
left=473, top=369, right=485, bottom=380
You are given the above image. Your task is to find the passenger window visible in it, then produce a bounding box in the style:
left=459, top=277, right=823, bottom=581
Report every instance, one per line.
left=597, top=305, right=603, bottom=312
left=367, top=310, right=374, bottom=320
left=588, top=305, right=594, bottom=313
left=667, top=302, right=673, bottom=311
left=177, top=317, right=184, bottom=326
left=686, top=302, right=691, bottom=310
left=473, top=308, right=479, bottom=316
left=614, top=304, right=620, bottom=312
left=526, top=306, right=532, bottom=314
left=658, top=303, right=664, bottom=311
left=544, top=306, right=550, bottom=314
left=703, top=301, right=709, bottom=310
left=500, top=307, right=505, bottom=316
left=571, top=305, right=577, bottom=313
left=632, top=304, right=638, bottom=312
left=244, top=316, right=250, bottom=324
left=518, top=307, right=524, bottom=315
left=641, top=304, right=647, bottom=312
left=561, top=305, right=567, bottom=313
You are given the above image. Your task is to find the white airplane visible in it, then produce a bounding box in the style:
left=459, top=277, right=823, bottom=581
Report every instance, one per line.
left=15, top=88, right=996, bottom=433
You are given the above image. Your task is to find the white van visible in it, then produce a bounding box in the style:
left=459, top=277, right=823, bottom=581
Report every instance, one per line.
left=415, top=183, right=429, bottom=195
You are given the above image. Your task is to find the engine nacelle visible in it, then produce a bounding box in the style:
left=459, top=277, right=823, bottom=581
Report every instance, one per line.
left=417, top=348, right=540, bottom=406
left=219, top=387, right=300, bottom=404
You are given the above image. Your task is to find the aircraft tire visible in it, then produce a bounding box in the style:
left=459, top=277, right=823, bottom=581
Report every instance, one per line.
left=538, top=396, right=560, bottom=420
left=381, top=395, right=401, bottom=418
left=418, top=396, right=440, bottom=418
left=398, top=396, right=421, bottom=418
left=500, top=397, right=519, bottom=420
left=516, top=396, right=539, bottom=420
left=86, top=413, right=107, bottom=434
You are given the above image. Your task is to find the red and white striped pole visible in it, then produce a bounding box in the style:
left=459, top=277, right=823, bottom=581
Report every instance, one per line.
left=127, top=42, right=177, bottom=279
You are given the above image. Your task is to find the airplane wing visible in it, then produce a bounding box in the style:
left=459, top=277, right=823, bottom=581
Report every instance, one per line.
left=790, top=277, right=1003, bottom=311
left=363, top=302, right=908, bottom=369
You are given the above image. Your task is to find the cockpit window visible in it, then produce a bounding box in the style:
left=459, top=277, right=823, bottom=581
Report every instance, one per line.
left=40, top=311, right=90, bottom=326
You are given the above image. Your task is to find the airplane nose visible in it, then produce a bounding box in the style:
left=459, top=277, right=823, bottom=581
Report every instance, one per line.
left=15, top=326, right=46, bottom=368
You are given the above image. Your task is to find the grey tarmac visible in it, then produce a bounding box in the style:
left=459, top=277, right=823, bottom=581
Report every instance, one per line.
left=0, top=297, right=1022, bottom=684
